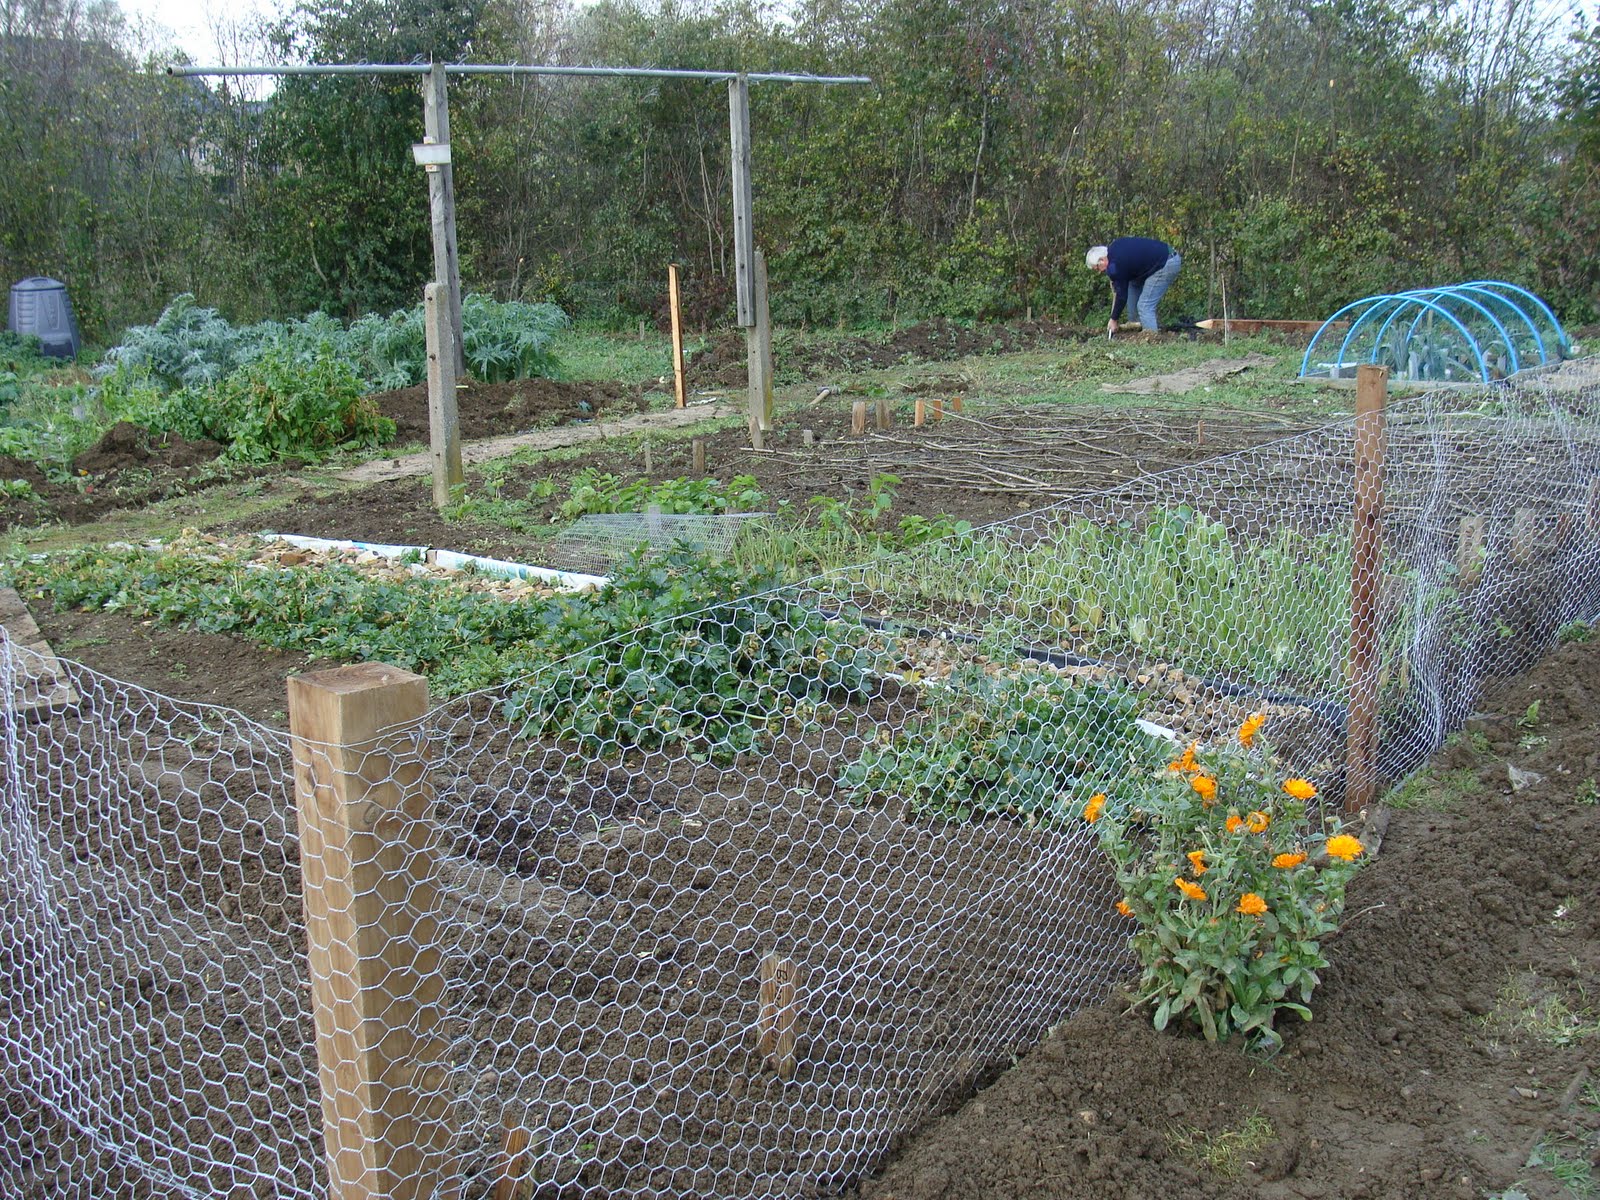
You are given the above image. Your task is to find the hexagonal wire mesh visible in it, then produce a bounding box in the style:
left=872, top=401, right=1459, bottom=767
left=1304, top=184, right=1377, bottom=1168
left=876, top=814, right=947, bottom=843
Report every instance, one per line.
left=4, top=372, right=1600, bottom=1198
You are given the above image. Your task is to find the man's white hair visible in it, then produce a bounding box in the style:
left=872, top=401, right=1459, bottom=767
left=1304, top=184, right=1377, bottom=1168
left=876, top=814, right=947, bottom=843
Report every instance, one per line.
left=1085, top=245, right=1109, bottom=270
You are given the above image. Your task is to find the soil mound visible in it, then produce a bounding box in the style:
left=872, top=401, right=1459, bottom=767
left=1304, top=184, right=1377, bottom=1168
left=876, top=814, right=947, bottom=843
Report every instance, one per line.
left=367, top=376, right=648, bottom=444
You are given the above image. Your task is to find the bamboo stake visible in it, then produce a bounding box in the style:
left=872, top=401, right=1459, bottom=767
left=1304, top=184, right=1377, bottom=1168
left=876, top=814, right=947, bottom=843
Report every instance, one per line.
left=668, top=263, right=687, bottom=409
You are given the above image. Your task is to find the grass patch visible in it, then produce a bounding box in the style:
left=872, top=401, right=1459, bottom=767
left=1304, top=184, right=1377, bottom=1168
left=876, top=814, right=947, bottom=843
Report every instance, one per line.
left=1387, top=766, right=1486, bottom=812
left=555, top=327, right=703, bottom=384
left=1481, top=974, right=1600, bottom=1048
left=1526, top=1132, right=1597, bottom=1198
left=1167, top=1112, right=1276, bottom=1179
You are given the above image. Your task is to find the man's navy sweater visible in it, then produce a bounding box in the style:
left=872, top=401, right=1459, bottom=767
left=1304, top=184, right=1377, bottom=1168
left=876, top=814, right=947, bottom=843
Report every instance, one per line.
left=1106, top=236, right=1174, bottom=321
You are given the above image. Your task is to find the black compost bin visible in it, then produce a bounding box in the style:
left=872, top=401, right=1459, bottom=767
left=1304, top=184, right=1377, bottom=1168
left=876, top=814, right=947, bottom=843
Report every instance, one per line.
left=8, top=276, right=82, bottom=359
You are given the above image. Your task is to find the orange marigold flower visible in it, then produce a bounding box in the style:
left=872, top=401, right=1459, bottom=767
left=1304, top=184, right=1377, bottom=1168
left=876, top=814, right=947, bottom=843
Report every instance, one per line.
left=1238, top=712, right=1266, bottom=748
left=1168, top=741, right=1201, bottom=773
left=1186, top=849, right=1208, bottom=876
left=1225, top=813, right=1245, bottom=834
left=1282, top=778, right=1318, bottom=801
left=1326, top=834, right=1365, bottom=862
left=1083, top=792, right=1107, bottom=824
left=1246, top=810, right=1271, bottom=834
left=1174, top=877, right=1208, bottom=901
left=1235, top=892, right=1268, bottom=916
left=1190, top=774, right=1218, bottom=804
left=1115, top=899, right=1134, bottom=917
left=1272, top=852, right=1307, bottom=869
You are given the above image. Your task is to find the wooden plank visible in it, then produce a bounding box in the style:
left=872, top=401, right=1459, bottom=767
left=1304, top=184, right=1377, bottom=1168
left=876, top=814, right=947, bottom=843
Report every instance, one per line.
left=1195, top=318, right=1345, bottom=334
left=668, top=263, right=687, bottom=410
left=1345, top=364, right=1388, bottom=817
left=425, top=283, right=464, bottom=510
left=491, top=1124, right=531, bottom=1200
left=0, top=586, right=78, bottom=715
left=757, top=952, right=799, bottom=1080
left=288, top=663, right=451, bottom=1200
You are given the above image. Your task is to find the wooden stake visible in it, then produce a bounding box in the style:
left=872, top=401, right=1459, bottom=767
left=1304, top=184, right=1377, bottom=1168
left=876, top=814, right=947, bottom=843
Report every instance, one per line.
left=668, top=263, right=687, bottom=410
left=801, top=428, right=814, bottom=448
left=643, top=442, right=653, bottom=476
left=288, top=663, right=450, bottom=1200
left=932, top=397, right=944, bottom=422
left=424, top=282, right=463, bottom=510
left=491, top=1125, right=532, bottom=1200
left=875, top=396, right=890, bottom=430
left=1345, top=364, right=1388, bottom=817
left=1456, top=515, right=1486, bottom=586
left=914, top=399, right=926, bottom=426
left=757, top=952, right=799, bottom=1080
left=852, top=400, right=867, bottom=435
left=951, top=396, right=963, bottom=414
left=754, top=249, right=775, bottom=430
left=692, top=437, right=706, bottom=476
left=1512, top=507, right=1537, bottom=563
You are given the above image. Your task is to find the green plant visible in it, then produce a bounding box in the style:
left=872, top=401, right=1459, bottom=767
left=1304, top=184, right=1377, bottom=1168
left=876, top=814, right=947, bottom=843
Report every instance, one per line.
left=215, top=344, right=395, bottom=462
left=557, top=469, right=765, bottom=520
left=1518, top=700, right=1542, bottom=729
left=1577, top=777, right=1598, bottom=805
left=840, top=667, right=1160, bottom=823
left=1092, top=721, right=1366, bottom=1049
left=1557, top=619, right=1595, bottom=644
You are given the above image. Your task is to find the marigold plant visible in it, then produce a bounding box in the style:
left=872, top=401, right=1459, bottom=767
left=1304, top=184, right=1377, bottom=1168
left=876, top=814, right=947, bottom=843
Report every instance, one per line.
left=1090, top=720, right=1365, bottom=1049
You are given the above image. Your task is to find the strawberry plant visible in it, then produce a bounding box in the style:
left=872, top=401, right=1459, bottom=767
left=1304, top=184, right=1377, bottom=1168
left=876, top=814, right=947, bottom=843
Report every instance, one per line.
left=840, top=667, right=1162, bottom=822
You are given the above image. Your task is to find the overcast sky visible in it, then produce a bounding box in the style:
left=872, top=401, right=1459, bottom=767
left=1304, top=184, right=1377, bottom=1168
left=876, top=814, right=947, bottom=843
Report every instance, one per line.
left=121, top=0, right=286, bottom=66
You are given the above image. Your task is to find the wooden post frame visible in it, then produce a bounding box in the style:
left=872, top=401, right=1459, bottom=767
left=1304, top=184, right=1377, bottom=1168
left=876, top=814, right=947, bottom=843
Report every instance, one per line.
left=1345, top=364, right=1388, bottom=817
left=425, top=283, right=464, bottom=509
left=288, top=663, right=451, bottom=1200
left=668, top=264, right=687, bottom=409
left=422, top=65, right=465, bottom=376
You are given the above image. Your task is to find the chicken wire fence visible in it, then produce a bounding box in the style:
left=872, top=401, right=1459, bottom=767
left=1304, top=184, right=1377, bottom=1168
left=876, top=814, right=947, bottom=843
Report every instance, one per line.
left=4, top=374, right=1600, bottom=1199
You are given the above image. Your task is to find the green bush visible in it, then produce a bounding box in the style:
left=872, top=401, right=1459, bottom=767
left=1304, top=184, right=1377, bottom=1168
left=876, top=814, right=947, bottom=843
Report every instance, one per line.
left=214, top=345, right=394, bottom=462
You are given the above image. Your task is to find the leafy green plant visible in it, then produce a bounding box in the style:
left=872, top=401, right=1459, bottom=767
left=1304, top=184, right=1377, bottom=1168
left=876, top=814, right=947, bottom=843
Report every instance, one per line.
left=5, top=540, right=888, bottom=758
left=501, top=548, right=888, bottom=759
left=1091, top=719, right=1366, bottom=1048
left=557, top=469, right=766, bottom=520
left=214, top=344, right=394, bottom=462
left=840, top=667, right=1160, bottom=823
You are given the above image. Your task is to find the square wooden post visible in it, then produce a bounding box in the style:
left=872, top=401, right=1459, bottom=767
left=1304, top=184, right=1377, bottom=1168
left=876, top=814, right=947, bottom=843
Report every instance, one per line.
left=1345, top=365, right=1388, bottom=816
left=288, top=663, right=452, bottom=1200
left=425, top=282, right=463, bottom=510
left=668, top=263, right=687, bottom=410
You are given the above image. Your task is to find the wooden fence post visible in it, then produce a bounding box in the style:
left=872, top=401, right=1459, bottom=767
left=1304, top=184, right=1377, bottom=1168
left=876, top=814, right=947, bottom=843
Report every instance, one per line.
left=668, top=263, right=687, bottom=410
left=1345, top=364, right=1388, bottom=817
left=851, top=400, right=867, bottom=435
left=425, top=283, right=463, bottom=510
left=288, top=663, right=451, bottom=1200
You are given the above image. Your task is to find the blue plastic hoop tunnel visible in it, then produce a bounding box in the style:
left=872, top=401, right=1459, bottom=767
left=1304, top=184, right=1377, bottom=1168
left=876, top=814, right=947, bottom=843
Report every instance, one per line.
left=1298, top=282, right=1571, bottom=383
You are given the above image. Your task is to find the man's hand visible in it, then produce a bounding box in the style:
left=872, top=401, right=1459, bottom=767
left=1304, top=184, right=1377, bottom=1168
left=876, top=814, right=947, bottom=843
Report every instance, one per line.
left=1107, top=319, right=1118, bottom=336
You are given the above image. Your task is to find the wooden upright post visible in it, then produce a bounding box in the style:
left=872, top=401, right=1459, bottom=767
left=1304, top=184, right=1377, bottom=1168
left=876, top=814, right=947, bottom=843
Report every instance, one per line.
left=422, top=65, right=465, bottom=376
left=1345, top=364, right=1388, bottom=816
left=425, top=283, right=463, bottom=509
left=727, top=75, right=754, bottom=328
left=668, top=263, right=687, bottom=410
left=288, top=663, right=450, bottom=1200
left=748, top=249, right=774, bottom=433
